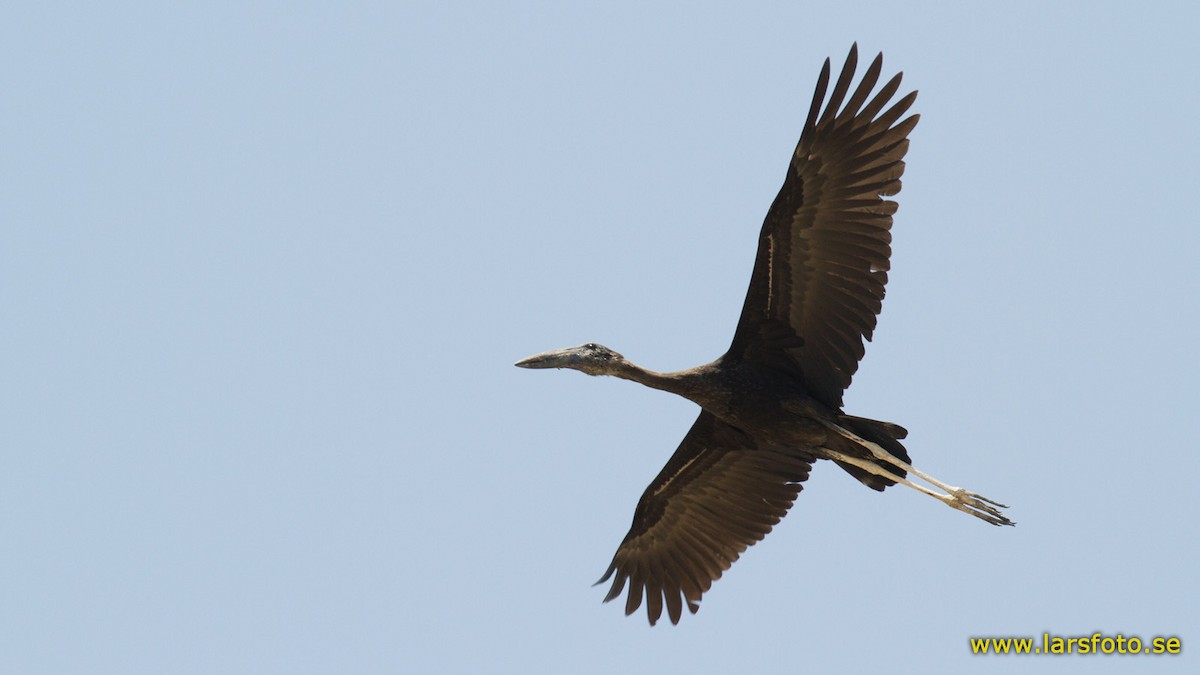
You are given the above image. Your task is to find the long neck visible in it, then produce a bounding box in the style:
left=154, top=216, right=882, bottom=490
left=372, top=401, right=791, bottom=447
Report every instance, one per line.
left=609, top=359, right=713, bottom=405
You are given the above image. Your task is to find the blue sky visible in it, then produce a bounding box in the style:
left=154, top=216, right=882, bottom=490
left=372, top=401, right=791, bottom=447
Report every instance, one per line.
left=2, top=2, right=1197, bottom=673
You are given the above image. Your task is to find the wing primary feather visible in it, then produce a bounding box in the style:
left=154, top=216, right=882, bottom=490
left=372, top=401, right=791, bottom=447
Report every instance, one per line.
left=867, top=91, right=919, bottom=136
left=599, top=564, right=626, bottom=601
left=625, top=565, right=644, bottom=616
left=816, top=43, right=859, bottom=130
left=797, top=58, right=832, bottom=150
left=663, top=582, right=684, bottom=625
left=645, top=572, right=664, bottom=625
left=856, top=71, right=904, bottom=123
left=836, top=52, right=884, bottom=125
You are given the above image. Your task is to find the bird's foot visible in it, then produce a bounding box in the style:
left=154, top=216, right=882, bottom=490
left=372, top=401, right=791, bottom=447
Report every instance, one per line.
left=940, top=486, right=1015, bottom=527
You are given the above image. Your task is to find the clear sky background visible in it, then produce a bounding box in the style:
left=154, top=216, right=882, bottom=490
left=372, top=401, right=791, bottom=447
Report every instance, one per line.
left=3, top=2, right=1197, bottom=673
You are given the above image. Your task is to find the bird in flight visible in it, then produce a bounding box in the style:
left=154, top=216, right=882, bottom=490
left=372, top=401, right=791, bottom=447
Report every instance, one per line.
left=516, top=44, right=1014, bottom=626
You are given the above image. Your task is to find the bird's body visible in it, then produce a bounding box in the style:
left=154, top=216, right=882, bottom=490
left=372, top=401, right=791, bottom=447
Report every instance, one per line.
left=517, top=45, right=1013, bottom=626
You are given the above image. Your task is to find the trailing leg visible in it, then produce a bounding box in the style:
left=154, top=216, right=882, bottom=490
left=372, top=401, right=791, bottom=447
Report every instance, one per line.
left=818, top=421, right=1015, bottom=527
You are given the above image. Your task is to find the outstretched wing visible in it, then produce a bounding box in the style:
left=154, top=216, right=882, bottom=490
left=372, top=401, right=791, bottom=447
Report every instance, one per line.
left=726, top=44, right=919, bottom=409
left=596, top=412, right=814, bottom=625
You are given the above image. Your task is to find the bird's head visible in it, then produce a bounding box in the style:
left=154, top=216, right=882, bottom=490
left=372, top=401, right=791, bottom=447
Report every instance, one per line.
left=514, top=343, right=627, bottom=377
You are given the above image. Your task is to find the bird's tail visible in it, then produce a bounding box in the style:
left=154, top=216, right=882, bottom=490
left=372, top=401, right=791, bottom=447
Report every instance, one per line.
left=831, top=415, right=911, bottom=492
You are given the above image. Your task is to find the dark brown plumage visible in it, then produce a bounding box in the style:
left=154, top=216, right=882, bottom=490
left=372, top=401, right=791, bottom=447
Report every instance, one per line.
left=516, top=44, right=1012, bottom=627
